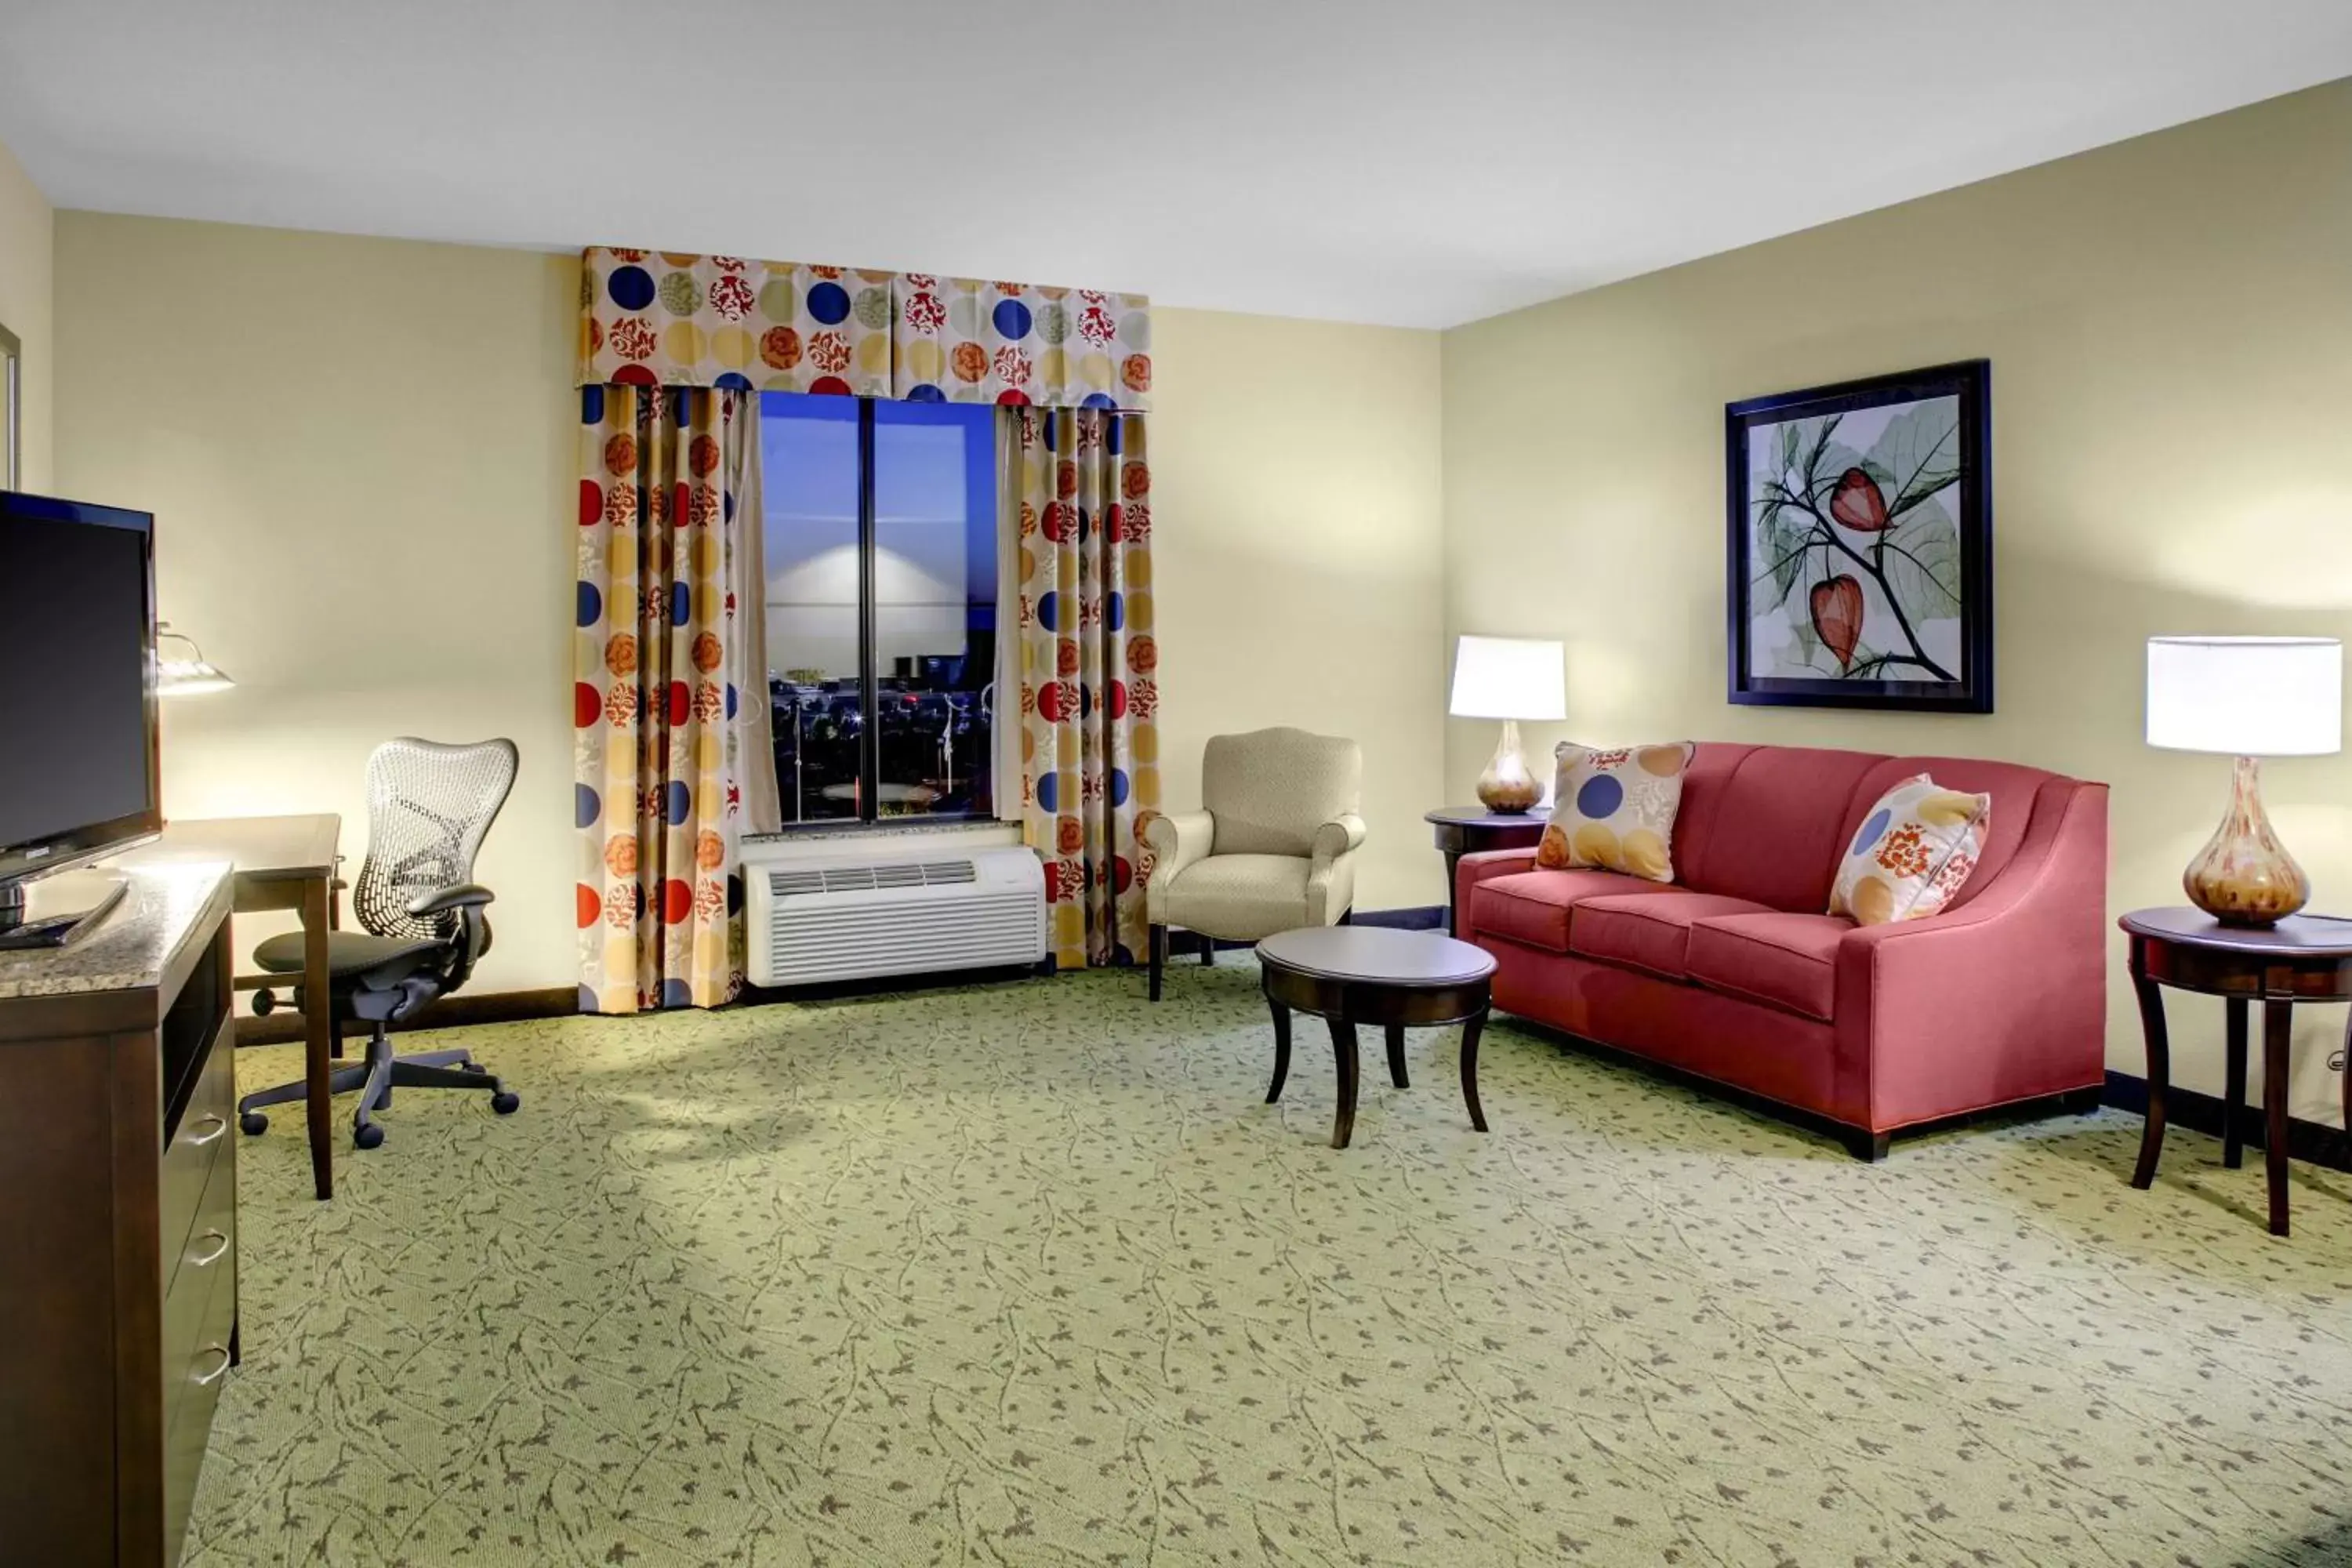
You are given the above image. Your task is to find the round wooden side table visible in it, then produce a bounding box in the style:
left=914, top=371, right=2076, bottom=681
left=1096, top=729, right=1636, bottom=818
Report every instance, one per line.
left=1425, top=808, right=1551, bottom=934
left=1256, top=926, right=1497, bottom=1149
left=2122, top=907, right=2352, bottom=1237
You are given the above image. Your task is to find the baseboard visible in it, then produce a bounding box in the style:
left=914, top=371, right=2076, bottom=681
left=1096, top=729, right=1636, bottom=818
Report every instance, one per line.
left=1171, top=905, right=1446, bottom=955
left=2101, top=1069, right=2350, bottom=1171
left=234, top=985, right=578, bottom=1047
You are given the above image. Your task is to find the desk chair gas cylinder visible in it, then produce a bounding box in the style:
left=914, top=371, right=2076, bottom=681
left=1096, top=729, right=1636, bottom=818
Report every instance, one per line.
left=238, top=738, right=522, bottom=1149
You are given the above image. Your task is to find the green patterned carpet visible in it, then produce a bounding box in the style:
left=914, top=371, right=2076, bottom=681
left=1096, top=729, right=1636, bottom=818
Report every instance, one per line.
left=192, top=961, right=2352, bottom=1566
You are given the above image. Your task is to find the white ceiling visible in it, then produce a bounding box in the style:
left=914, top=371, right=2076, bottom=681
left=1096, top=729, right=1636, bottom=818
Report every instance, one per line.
left=3, top=1, right=2347, bottom=328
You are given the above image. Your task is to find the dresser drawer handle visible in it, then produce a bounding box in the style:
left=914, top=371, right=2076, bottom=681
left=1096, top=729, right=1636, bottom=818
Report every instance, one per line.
left=187, top=1229, right=230, bottom=1269
left=191, top=1345, right=232, bottom=1387
left=183, top=1114, right=228, bottom=1149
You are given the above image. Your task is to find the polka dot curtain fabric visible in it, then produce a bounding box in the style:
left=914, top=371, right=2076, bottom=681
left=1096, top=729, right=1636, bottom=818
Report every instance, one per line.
left=894, top=276, right=1152, bottom=411
left=1535, top=742, right=1697, bottom=884
left=575, top=384, right=760, bottom=1013
left=1012, top=408, right=1159, bottom=967
left=1828, top=775, right=1992, bottom=926
left=580, top=249, right=895, bottom=397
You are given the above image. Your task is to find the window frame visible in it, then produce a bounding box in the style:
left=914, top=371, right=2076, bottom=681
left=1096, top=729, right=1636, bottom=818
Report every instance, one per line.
left=764, top=394, right=999, bottom=832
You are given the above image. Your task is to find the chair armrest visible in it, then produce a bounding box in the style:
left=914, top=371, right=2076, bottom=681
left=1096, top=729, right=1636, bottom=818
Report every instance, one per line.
left=405, top=882, right=496, bottom=919
left=1143, top=811, right=1214, bottom=883
left=1312, top=813, right=1368, bottom=866
left=1831, top=780, right=2109, bottom=1131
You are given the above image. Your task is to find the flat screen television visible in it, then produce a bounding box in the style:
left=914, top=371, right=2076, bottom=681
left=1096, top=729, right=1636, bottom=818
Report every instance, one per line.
left=0, top=491, right=162, bottom=936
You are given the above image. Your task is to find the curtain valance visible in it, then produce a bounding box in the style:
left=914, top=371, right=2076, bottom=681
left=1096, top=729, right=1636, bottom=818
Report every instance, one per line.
left=579, top=248, right=1151, bottom=412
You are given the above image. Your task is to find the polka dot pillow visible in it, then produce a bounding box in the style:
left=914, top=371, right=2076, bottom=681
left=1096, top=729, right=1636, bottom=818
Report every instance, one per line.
left=1534, top=742, right=1694, bottom=884
left=1829, top=775, right=1992, bottom=926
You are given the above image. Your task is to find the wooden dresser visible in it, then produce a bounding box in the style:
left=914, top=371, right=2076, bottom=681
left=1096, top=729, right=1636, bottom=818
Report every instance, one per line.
left=0, top=862, right=239, bottom=1566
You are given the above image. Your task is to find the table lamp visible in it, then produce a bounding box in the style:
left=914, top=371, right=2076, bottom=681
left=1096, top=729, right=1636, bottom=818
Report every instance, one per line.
left=157, top=621, right=235, bottom=697
left=1449, top=635, right=1566, bottom=814
left=2146, top=635, right=2342, bottom=925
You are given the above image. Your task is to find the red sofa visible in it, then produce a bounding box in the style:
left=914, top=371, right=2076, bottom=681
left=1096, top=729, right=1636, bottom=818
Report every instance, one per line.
left=1456, top=742, right=2108, bottom=1158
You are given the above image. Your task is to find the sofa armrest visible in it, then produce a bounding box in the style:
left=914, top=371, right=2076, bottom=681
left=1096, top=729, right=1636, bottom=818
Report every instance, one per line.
left=1454, top=848, right=1539, bottom=930
left=1143, top=809, right=1215, bottom=922
left=1831, top=779, right=2110, bottom=1131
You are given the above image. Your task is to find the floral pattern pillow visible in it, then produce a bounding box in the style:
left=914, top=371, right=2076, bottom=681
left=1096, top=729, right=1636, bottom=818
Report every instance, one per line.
left=1534, top=742, right=1694, bottom=884
left=1829, top=775, right=1992, bottom=926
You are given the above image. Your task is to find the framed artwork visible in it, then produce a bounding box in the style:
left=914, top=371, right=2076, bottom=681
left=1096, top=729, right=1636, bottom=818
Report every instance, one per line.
left=1726, top=360, right=1991, bottom=713
left=0, top=321, right=17, bottom=489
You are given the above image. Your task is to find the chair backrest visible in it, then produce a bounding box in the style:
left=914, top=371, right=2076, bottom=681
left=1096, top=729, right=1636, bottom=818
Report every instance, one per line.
left=353, top=738, right=518, bottom=942
left=1201, top=727, right=1362, bottom=858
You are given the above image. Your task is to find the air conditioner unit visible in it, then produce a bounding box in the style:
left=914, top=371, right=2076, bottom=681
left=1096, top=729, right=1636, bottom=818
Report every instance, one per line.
left=745, top=841, right=1047, bottom=988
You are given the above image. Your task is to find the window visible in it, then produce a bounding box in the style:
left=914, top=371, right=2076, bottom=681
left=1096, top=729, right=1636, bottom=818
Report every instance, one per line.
left=762, top=394, right=1000, bottom=826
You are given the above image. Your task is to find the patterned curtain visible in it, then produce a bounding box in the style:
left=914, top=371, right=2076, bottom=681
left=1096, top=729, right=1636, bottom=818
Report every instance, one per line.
left=574, top=384, right=764, bottom=1012
left=1011, top=408, right=1160, bottom=967
left=894, top=275, right=1152, bottom=409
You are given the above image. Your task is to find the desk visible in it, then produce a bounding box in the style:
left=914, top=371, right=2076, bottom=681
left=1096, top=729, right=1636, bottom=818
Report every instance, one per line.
left=124, top=816, right=342, bottom=1201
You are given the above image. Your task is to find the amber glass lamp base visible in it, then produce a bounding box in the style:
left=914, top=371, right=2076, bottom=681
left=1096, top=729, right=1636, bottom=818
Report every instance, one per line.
left=1475, top=719, right=1543, bottom=814
left=2184, top=756, right=2309, bottom=927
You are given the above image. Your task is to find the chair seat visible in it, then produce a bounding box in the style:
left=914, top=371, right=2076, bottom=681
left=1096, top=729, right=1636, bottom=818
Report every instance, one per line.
left=1569, top=891, right=1775, bottom=979
left=1467, top=869, right=1674, bottom=953
left=1163, top=854, right=1315, bottom=942
left=1685, top=911, right=1853, bottom=1021
left=254, top=930, right=444, bottom=986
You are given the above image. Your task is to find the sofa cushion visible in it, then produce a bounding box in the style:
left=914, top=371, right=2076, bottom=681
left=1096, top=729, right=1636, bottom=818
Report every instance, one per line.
left=1829, top=774, right=1993, bottom=925
left=1569, top=892, right=1776, bottom=980
left=1682, top=746, right=1884, bottom=911
left=1842, top=757, right=2063, bottom=913
left=1468, top=869, right=1672, bottom=953
left=1686, top=911, right=1853, bottom=1021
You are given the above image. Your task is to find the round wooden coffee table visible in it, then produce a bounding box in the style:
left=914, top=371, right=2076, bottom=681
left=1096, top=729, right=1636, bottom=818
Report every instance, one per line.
left=1255, top=926, right=1499, bottom=1149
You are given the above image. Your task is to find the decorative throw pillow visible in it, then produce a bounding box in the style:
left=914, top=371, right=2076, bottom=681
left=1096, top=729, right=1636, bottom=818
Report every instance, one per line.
left=1534, top=742, right=1694, bottom=884
left=1829, top=775, right=1992, bottom=926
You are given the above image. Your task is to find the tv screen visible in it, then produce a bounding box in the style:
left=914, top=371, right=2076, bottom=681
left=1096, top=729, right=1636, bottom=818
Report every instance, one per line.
left=0, top=492, right=161, bottom=883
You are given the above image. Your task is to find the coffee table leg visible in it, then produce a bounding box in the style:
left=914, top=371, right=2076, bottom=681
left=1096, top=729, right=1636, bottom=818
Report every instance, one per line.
left=1265, top=1001, right=1291, bottom=1104
left=2129, top=950, right=2168, bottom=1190
left=2264, top=999, right=2292, bottom=1238
left=1385, top=1024, right=1408, bottom=1089
left=1327, top=1017, right=1359, bottom=1149
left=1460, top=1008, right=1488, bottom=1133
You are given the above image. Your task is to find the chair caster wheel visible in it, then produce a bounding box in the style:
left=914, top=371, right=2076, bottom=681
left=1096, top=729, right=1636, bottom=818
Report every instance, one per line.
left=491, top=1091, right=521, bottom=1116
left=353, top=1123, right=385, bottom=1151
left=239, top=1112, right=267, bottom=1136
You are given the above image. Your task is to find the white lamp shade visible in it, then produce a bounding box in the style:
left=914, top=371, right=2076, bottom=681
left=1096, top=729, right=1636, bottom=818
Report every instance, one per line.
left=2146, top=636, right=2342, bottom=756
left=1449, top=636, right=1566, bottom=720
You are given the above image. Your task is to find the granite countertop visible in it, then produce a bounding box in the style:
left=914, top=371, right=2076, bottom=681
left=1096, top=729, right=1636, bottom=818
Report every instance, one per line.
left=0, top=861, right=232, bottom=999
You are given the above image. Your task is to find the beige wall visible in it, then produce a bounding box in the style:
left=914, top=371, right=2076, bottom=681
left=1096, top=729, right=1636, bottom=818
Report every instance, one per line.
left=56, top=215, right=580, bottom=993
left=1442, top=80, right=2352, bottom=1119
left=50, top=218, right=1451, bottom=994
left=0, top=134, right=53, bottom=488
left=1150, top=307, right=1446, bottom=910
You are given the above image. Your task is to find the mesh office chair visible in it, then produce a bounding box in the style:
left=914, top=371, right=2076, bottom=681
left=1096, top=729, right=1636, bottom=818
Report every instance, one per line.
left=237, top=737, right=521, bottom=1150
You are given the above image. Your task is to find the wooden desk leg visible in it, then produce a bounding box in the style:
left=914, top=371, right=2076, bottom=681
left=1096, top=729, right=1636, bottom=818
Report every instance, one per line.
left=2129, top=946, right=2169, bottom=1191
left=1460, top=1008, right=1488, bottom=1134
left=300, top=877, right=334, bottom=1202
left=2263, top=998, right=2292, bottom=1238
left=2222, top=998, right=2248, bottom=1170
left=1327, top=1017, right=1359, bottom=1149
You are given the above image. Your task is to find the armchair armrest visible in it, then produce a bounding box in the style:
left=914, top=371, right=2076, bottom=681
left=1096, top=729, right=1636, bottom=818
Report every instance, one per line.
left=1143, top=811, right=1214, bottom=922
left=1305, top=812, right=1369, bottom=926
left=1311, top=812, right=1367, bottom=865
left=1831, top=780, right=2109, bottom=1131
left=1454, top=848, right=1540, bottom=929
left=405, top=882, right=495, bottom=919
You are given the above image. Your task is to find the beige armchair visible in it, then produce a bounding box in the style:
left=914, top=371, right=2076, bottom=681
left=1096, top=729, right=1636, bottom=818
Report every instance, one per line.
left=1143, top=727, right=1367, bottom=1000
